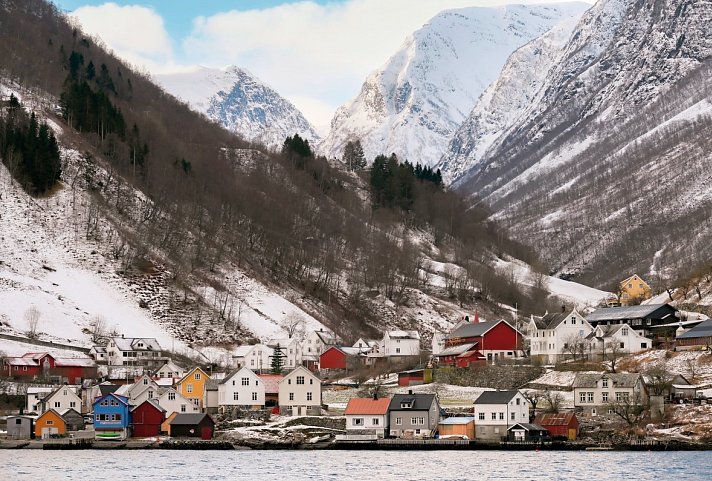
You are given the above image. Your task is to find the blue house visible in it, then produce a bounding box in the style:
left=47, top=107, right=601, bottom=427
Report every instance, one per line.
left=93, top=393, right=131, bottom=440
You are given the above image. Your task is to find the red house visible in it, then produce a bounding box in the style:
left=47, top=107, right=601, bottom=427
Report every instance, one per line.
left=534, top=412, right=579, bottom=441
left=436, top=320, right=523, bottom=367
left=319, top=346, right=367, bottom=371
left=131, top=399, right=166, bottom=438
left=1, top=353, right=97, bottom=383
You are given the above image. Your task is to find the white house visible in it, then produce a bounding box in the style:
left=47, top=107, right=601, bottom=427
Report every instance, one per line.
left=267, top=337, right=302, bottom=370
left=26, top=387, right=53, bottom=413
left=278, top=366, right=322, bottom=416
left=341, top=396, right=391, bottom=439
left=527, top=308, right=593, bottom=363
left=301, top=329, right=339, bottom=368
left=573, top=373, right=647, bottom=416
left=41, top=386, right=82, bottom=414
left=217, top=367, right=265, bottom=409
left=89, top=346, right=108, bottom=363
left=232, top=344, right=273, bottom=372
left=472, top=390, right=529, bottom=442
left=105, top=336, right=165, bottom=369
left=156, top=387, right=201, bottom=417
left=153, top=361, right=185, bottom=380
left=585, top=324, right=652, bottom=357
left=382, top=330, right=420, bottom=359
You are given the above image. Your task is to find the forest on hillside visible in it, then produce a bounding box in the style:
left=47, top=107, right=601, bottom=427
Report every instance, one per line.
left=0, top=0, right=564, bottom=343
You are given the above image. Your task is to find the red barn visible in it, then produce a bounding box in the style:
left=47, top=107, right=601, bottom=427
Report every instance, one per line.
left=319, top=346, right=367, bottom=371
left=534, top=412, right=579, bottom=440
left=1, top=353, right=97, bottom=383
left=437, top=320, right=523, bottom=366
left=131, top=400, right=166, bottom=438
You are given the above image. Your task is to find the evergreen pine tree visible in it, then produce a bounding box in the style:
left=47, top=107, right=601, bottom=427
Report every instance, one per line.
left=352, top=139, right=366, bottom=170
left=271, top=344, right=286, bottom=374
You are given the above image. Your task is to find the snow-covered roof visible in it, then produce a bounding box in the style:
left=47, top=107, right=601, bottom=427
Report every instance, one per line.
left=439, top=417, right=475, bottom=425
left=435, top=343, right=477, bottom=357
left=111, top=336, right=162, bottom=351
left=586, top=304, right=676, bottom=322
left=55, top=358, right=96, bottom=367
left=387, top=330, right=420, bottom=340
left=27, top=387, right=54, bottom=395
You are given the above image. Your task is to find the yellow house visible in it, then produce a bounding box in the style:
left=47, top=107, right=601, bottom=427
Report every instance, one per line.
left=176, top=367, right=210, bottom=410
left=35, top=409, right=67, bottom=438
left=619, top=274, right=652, bottom=305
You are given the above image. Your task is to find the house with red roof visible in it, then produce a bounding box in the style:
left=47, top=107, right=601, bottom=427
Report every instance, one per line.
left=343, top=396, right=391, bottom=438
left=435, top=319, right=523, bottom=367
left=534, top=411, right=579, bottom=440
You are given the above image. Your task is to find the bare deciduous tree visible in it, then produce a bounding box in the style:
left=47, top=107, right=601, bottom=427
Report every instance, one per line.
left=543, top=389, right=564, bottom=413
left=281, top=311, right=306, bottom=340
left=89, top=315, right=108, bottom=343
left=24, top=307, right=41, bottom=339
left=606, top=392, right=645, bottom=426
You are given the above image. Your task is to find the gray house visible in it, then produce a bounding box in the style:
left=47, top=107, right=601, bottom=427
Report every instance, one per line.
left=388, top=391, right=441, bottom=438
left=6, top=415, right=34, bottom=440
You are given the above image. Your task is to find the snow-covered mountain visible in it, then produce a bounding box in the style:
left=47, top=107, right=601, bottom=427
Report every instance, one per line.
left=450, top=0, right=712, bottom=286
left=318, top=3, right=589, bottom=167
left=155, top=66, right=320, bottom=149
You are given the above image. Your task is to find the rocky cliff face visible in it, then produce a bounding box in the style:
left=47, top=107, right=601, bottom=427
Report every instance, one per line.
left=156, top=66, right=319, bottom=149
left=318, top=3, right=588, bottom=167
left=451, top=0, right=712, bottom=285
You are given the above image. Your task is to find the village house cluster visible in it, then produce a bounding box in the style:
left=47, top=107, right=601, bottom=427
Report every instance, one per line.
left=3, top=273, right=711, bottom=444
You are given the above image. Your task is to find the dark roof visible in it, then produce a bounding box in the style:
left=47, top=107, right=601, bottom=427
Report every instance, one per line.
left=572, top=373, right=641, bottom=389
left=99, top=383, right=120, bottom=396
left=508, top=423, right=548, bottom=432
left=169, top=413, right=214, bottom=426
left=473, top=390, right=520, bottom=405
left=389, top=393, right=436, bottom=411
left=204, top=379, right=219, bottom=391
left=586, top=304, right=676, bottom=322
left=536, top=311, right=578, bottom=330
left=446, top=320, right=515, bottom=340
left=677, top=319, right=712, bottom=339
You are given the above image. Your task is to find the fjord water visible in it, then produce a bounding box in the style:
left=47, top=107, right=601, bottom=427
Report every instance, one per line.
left=0, top=450, right=704, bottom=480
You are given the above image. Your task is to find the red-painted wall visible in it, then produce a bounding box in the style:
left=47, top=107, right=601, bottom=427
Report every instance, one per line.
left=480, top=322, right=522, bottom=351
left=319, top=348, right=347, bottom=370
left=131, top=402, right=165, bottom=438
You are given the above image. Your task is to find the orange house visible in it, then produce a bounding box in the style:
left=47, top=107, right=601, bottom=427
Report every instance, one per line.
left=176, top=367, right=210, bottom=410
left=35, top=409, right=67, bottom=438
left=618, top=274, right=652, bottom=305
left=437, top=417, right=475, bottom=439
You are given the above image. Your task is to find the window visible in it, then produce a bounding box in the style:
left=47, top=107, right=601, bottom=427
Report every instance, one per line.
left=491, top=413, right=497, bottom=420
left=602, top=392, right=609, bottom=403
left=478, top=413, right=485, bottom=421
left=587, top=392, right=594, bottom=403
left=242, top=377, right=250, bottom=386
left=288, top=379, right=292, bottom=385
left=252, top=392, right=258, bottom=401
left=148, top=390, right=154, bottom=399
left=418, top=417, right=424, bottom=425
left=289, top=393, right=294, bottom=401
left=54, top=402, right=60, bottom=408
left=616, top=392, right=629, bottom=402
left=192, top=399, right=200, bottom=406
left=622, top=328, right=629, bottom=336
left=46, top=420, right=54, bottom=425
left=233, top=392, right=239, bottom=401
left=396, top=417, right=402, bottom=425
left=181, top=404, right=186, bottom=412
left=511, top=412, right=516, bottom=420
left=395, top=348, right=401, bottom=354
left=70, top=402, right=76, bottom=408
left=516, top=398, right=520, bottom=405
left=411, top=417, right=418, bottom=425
left=579, top=392, right=587, bottom=403
left=297, top=376, right=305, bottom=385
left=499, top=412, right=504, bottom=420
left=309, top=378, right=313, bottom=385
left=602, top=378, right=608, bottom=388
left=641, top=343, right=647, bottom=349
left=620, top=342, right=625, bottom=349
left=307, top=392, right=313, bottom=401
left=15, top=419, right=22, bottom=425
left=572, top=317, right=576, bottom=324
left=251, top=360, right=255, bottom=366
left=372, top=418, right=379, bottom=426
left=168, top=392, right=176, bottom=401
left=143, top=379, right=148, bottom=385
left=352, top=418, right=364, bottom=426
left=187, top=384, right=193, bottom=393
left=195, top=372, right=201, bottom=380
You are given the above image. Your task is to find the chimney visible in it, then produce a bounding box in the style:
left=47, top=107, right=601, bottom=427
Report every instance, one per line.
left=121, top=334, right=125, bottom=338
left=474, top=311, right=480, bottom=324
left=408, top=389, right=413, bottom=395
left=373, top=391, right=378, bottom=400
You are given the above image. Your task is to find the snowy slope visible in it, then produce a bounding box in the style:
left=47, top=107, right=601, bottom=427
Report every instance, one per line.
left=319, top=3, right=589, bottom=167
left=155, top=66, right=320, bottom=149
left=452, top=0, right=712, bottom=286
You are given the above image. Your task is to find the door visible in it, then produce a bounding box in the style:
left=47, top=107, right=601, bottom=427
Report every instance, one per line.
left=297, top=406, right=302, bottom=416
left=568, top=428, right=577, bottom=441
left=200, top=427, right=213, bottom=440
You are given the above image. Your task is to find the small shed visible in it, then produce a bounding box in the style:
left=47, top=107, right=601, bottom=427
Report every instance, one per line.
left=161, top=412, right=178, bottom=435
left=169, top=413, right=215, bottom=439
left=132, top=399, right=166, bottom=438
left=35, top=409, right=67, bottom=439
left=60, top=408, right=86, bottom=432
left=437, top=417, right=475, bottom=439
left=7, top=415, right=34, bottom=440
left=398, top=368, right=432, bottom=387
left=507, top=423, right=549, bottom=442
left=534, top=412, right=579, bottom=441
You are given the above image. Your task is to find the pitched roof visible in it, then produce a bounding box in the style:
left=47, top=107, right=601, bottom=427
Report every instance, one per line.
left=344, top=397, right=391, bottom=415
left=677, top=319, right=712, bottom=339
left=435, top=343, right=478, bottom=357
left=534, top=412, right=577, bottom=427
left=446, top=320, right=518, bottom=340
left=55, top=358, right=96, bottom=367
left=111, top=337, right=162, bottom=351
left=387, top=330, right=420, bottom=340
left=572, top=373, right=641, bottom=389
left=132, top=399, right=166, bottom=413
left=204, top=379, right=219, bottom=391
left=508, top=423, right=547, bottom=432
left=473, top=390, right=520, bottom=405
left=169, top=413, right=213, bottom=426
left=388, top=393, right=436, bottom=411
left=586, top=304, right=676, bottom=322
left=99, top=383, right=121, bottom=396
left=257, top=374, right=284, bottom=394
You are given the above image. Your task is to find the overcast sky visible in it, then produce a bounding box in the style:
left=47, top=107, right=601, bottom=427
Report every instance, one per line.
left=55, top=0, right=591, bottom=128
